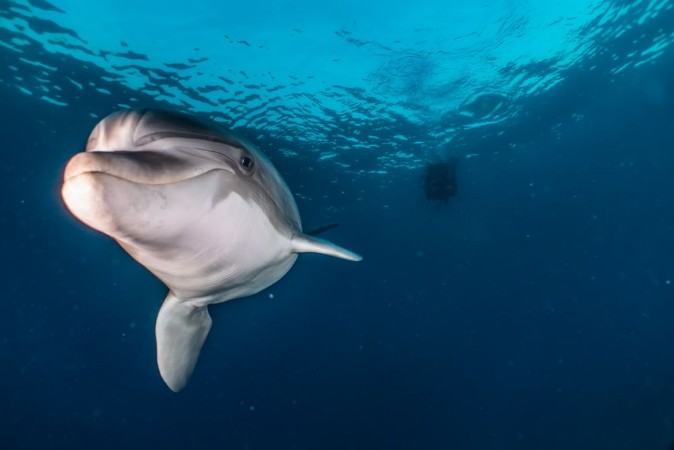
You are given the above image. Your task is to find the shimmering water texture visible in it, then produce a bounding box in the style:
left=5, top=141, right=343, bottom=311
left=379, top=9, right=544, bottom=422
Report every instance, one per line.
left=1, top=0, right=673, bottom=173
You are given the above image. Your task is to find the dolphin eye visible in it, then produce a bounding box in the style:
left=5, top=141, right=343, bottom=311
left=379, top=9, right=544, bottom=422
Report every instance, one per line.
left=239, top=156, right=254, bottom=172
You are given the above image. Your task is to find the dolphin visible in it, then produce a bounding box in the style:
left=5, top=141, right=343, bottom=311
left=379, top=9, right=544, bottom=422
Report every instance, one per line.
left=61, top=109, right=362, bottom=392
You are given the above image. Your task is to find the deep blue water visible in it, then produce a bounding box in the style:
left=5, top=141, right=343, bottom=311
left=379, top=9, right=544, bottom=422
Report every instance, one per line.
left=2, top=0, right=674, bottom=449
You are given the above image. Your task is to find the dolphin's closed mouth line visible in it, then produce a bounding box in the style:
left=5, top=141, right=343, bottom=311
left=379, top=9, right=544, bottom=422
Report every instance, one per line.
left=64, top=167, right=231, bottom=186
left=63, top=149, right=235, bottom=185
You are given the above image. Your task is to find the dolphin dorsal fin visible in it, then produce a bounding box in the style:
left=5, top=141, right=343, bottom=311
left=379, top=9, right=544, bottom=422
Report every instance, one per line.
left=291, top=233, right=362, bottom=262
left=304, top=223, right=339, bottom=236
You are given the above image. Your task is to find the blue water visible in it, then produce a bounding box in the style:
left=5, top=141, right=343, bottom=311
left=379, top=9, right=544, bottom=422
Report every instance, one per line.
left=2, top=0, right=674, bottom=448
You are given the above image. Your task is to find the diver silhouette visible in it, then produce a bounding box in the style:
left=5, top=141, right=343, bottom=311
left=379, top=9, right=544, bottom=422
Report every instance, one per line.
left=424, top=157, right=458, bottom=206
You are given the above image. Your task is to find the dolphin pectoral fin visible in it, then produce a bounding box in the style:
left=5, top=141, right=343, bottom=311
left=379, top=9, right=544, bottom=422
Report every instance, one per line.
left=291, top=233, right=363, bottom=262
left=155, top=292, right=212, bottom=392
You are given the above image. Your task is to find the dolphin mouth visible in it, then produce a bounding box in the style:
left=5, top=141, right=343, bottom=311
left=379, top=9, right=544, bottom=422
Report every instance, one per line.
left=63, top=150, right=234, bottom=186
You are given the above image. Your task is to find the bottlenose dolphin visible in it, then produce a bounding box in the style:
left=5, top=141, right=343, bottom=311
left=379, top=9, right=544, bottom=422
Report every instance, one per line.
left=61, top=109, right=362, bottom=392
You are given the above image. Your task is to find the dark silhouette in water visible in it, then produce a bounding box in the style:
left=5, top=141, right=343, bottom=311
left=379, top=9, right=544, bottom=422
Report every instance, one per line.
left=424, top=157, right=458, bottom=206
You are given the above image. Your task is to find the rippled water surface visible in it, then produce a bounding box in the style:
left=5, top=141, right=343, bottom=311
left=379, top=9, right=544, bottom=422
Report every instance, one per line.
left=3, top=0, right=672, bottom=170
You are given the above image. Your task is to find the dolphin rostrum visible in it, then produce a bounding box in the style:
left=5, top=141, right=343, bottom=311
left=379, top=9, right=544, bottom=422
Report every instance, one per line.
left=61, top=109, right=362, bottom=392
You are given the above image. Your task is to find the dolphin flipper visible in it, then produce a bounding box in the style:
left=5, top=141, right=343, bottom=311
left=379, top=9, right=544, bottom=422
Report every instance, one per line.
left=156, top=292, right=212, bottom=392
left=292, top=233, right=362, bottom=262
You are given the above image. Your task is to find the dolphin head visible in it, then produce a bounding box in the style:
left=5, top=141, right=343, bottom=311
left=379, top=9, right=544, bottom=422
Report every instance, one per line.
left=63, top=109, right=300, bottom=253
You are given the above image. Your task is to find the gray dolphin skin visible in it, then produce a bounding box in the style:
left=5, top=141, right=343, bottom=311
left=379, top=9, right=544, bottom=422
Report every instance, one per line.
left=61, top=109, right=362, bottom=392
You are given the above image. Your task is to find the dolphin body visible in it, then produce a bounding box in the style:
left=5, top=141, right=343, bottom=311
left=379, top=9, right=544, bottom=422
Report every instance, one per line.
left=62, top=109, right=362, bottom=392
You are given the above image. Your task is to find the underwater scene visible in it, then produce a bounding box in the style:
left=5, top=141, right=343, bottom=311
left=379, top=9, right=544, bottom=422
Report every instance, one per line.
left=2, top=0, right=674, bottom=448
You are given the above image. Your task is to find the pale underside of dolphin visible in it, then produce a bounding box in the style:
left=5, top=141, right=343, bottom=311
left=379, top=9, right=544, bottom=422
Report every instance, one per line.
left=61, top=109, right=362, bottom=392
